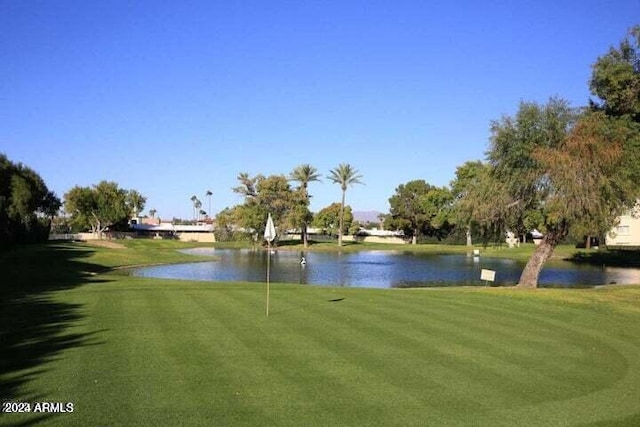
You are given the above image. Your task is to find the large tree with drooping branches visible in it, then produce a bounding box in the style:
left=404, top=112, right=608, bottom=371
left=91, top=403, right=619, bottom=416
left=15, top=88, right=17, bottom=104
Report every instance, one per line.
left=467, top=98, right=638, bottom=288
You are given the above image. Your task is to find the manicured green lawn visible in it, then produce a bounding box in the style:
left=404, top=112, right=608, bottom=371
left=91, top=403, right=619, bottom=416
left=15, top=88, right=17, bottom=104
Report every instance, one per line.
left=2, top=241, right=640, bottom=426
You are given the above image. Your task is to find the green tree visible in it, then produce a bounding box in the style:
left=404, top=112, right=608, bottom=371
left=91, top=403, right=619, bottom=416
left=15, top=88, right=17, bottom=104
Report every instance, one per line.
left=348, top=220, right=361, bottom=236
left=255, top=175, right=296, bottom=228
left=328, top=163, right=363, bottom=246
left=453, top=162, right=512, bottom=245
left=590, top=25, right=640, bottom=121
left=64, top=181, right=136, bottom=238
left=450, top=161, right=489, bottom=246
left=232, top=173, right=264, bottom=241
left=312, top=202, right=354, bottom=237
left=0, top=154, right=60, bottom=245
left=214, top=206, right=241, bottom=241
left=387, top=180, right=452, bottom=244
left=41, top=190, right=61, bottom=219
left=63, top=186, right=96, bottom=232
left=491, top=98, right=577, bottom=242
left=471, top=99, right=637, bottom=288
left=289, top=164, right=321, bottom=247
left=232, top=173, right=304, bottom=244
left=126, top=189, right=146, bottom=218
left=233, top=172, right=260, bottom=197
left=589, top=26, right=640, bottom=234
left=534, top=111, right=639, bottom=247
left=421, top=186, right=454, bottom=239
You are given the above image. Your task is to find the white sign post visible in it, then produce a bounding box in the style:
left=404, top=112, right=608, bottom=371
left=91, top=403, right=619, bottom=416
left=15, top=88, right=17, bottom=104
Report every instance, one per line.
left=264, top=213, right=276, bottom=317
left=480, top=268, right=496, bottom=285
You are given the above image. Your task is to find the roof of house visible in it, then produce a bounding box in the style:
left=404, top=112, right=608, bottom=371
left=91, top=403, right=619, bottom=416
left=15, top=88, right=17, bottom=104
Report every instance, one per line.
left=131, top=223, right=213, bottom=232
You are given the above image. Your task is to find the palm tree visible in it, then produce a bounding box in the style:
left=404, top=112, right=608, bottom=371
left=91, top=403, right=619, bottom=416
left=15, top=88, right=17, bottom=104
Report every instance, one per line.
left=194, top=199, right=203, bottom=222
left=205, top=190, right=213, bottom=218
left=328, top=163, right=364, bottom=246
left=290, top=164, right=322, bottom=247
left=190, top=195, right=198, bottom=221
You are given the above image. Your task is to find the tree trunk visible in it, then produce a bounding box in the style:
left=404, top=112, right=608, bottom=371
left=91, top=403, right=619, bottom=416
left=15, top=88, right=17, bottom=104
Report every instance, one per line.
left=91, top=213, right=102, bottom=239
left=586, top=235, right=591, bottom=249
left=412, top=230, right=417, bottom=245
left=517, top=233, right=559, bottom=288
left=338, top=190, right=345, bottom=246
left=302, top=223, right=308, bottom=248
left=466, top=227, right=472, bottom=247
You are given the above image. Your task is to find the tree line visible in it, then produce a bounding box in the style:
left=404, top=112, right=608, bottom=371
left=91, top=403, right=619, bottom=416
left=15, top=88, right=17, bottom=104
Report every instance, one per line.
left=456, top=26, right=640, bottom=287
left=215, top=163, right=363, bottom=248
left=0, top=154, right=60, bottom=246
left=2, top=27, right=639, bottom=290
left=62, top=182, right=146, bottom=238
left=214, top=26, right=640, bottom=288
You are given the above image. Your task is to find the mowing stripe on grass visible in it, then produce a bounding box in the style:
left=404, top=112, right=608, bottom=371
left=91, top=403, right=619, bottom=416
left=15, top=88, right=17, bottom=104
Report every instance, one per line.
left=5, top=275, right=640, bottom=426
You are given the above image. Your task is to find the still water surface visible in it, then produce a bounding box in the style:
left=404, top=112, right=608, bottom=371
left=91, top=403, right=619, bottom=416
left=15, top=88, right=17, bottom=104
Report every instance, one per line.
left=130, top=248, right=640, bottom=288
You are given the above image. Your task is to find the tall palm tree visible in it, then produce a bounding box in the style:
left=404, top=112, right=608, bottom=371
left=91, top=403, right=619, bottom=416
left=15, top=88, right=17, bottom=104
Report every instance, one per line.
left=328, top=163, right=363, bottom=246
left=290, top=164, right=321, bottom=247
left=190, top=195, right=198, bottom=221
left=194, top=199, right=203, bottom=222
left=205, top=190, right=213, bottom=218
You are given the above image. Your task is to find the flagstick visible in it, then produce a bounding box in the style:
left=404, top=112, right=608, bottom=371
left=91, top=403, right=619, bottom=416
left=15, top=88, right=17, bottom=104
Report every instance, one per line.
left=266, top=240, right=270, bottom=317
left=263, top=213, right=276, bottom=318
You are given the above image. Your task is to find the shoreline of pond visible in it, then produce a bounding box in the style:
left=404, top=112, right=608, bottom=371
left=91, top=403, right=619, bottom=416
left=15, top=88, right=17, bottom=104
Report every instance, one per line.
left=129, top=247, right=640, bottom=289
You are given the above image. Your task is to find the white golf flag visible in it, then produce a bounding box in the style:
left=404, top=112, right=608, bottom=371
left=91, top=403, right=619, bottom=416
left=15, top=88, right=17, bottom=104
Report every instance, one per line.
left=264, top=213, right=276, bottom=317
left=264, top=213, right=276, bottom=242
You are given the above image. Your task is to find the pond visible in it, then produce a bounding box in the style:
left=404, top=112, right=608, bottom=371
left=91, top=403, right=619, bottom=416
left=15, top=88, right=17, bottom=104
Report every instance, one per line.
left=130, top=248, right=640, bottom=288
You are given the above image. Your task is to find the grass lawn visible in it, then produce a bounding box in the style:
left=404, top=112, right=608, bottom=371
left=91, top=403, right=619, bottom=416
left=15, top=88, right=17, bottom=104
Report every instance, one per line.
left=250, top=239, right=596, bottom=263
left=2, top=241, right=640, bottom=426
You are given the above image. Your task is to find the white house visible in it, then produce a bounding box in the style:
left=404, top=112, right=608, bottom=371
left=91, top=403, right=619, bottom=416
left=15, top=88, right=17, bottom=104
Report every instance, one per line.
left=130, top=222, right=215, bottom=242
left=606, top=204, right=640, bottom=248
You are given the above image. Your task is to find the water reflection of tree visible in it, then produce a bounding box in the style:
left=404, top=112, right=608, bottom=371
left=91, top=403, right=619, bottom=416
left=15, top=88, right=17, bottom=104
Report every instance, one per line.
left=338, top=252, right=347, bottom=287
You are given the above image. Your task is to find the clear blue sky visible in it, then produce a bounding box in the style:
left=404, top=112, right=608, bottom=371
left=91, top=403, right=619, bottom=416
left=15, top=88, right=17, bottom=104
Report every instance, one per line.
left=1, top=1, right=638, bottom=220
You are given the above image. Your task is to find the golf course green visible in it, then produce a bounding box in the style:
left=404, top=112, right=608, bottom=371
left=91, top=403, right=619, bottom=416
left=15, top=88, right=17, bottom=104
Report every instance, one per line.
left=2, top=240, right=640, bottom=426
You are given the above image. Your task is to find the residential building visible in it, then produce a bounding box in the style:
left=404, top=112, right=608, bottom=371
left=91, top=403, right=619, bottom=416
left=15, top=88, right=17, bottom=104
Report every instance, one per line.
left=606, top=205, right=640, bottom=247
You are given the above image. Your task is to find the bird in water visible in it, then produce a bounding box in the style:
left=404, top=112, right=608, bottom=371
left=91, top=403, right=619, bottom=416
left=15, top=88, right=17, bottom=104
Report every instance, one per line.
left=300, top=257, right=306, bottom=266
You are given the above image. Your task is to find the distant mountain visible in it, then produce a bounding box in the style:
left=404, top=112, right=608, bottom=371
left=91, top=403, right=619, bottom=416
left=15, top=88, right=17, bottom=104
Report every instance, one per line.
left=353, top=210, right=384, bottom=224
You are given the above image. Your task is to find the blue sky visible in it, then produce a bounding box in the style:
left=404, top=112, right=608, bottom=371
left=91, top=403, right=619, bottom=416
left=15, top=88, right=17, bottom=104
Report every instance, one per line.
left=1, top=1, right=638, bottom=220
